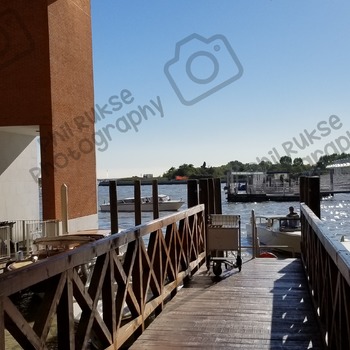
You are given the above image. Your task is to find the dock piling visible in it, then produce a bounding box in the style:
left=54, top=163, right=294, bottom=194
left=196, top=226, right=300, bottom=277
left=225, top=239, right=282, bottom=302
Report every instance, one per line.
left=109, top=180, right=118, bottom=234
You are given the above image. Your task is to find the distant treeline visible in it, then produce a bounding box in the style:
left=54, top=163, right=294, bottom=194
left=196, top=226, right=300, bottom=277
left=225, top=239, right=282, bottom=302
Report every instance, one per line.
left=161, top=153, right=350, bottom=180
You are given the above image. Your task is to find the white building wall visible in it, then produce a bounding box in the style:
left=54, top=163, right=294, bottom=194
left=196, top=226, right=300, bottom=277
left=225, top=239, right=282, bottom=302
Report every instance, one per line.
left=0, top=131, right=40, bottom=220
left=335, top=167, right=350, bottom=175
left=67, top=214, right=99, bottom=233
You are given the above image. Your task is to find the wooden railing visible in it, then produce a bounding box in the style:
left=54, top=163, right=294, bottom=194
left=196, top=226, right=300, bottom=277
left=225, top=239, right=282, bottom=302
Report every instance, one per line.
left=300, top=203, right=350, bottom=350
left=0, top=204, right=206, bottom=349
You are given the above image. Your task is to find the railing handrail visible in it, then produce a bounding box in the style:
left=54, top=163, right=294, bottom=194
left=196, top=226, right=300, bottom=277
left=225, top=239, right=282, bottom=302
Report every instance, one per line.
left=0, top=205, right=204, bottom=296
left=301, top=203, right=350, bottom=285
left=300, top=202, right=350, bottom=349
left=0, top=204, right=206, bottom=349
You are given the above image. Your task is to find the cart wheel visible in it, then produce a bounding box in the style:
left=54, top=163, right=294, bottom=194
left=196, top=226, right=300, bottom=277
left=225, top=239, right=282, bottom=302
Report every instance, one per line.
left=213, top=262, right=222, bottom=276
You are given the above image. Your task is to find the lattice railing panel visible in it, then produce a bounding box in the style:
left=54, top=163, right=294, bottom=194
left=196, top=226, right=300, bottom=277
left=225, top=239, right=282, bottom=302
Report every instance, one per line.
left=0, top=205, right=205, bottom=350
left=301, top=204, right=350, bottom=350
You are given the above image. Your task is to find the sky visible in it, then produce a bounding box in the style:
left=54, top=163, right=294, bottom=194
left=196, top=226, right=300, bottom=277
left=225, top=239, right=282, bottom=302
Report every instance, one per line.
left=90, top=0, right=350, bottom=179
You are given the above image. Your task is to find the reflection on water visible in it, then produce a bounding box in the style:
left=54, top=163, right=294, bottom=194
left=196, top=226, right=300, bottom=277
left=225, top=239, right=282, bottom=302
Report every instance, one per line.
left=6, top=185, right=350, bottom=349
left=321, top=193, right=350, bottom=236
left=98, top=184, right=350, bottom=240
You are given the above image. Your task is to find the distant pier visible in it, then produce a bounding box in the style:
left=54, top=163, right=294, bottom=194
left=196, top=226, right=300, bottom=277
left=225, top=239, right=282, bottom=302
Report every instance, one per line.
left=226, top=171, right=350, bottom=202
left=225, top=190, right=343, bottom=202
left=98, top=178, right=226, bottom=187
left=98, top=178, right=188, bottom=186
left=1, top=177, right=349, bottom=349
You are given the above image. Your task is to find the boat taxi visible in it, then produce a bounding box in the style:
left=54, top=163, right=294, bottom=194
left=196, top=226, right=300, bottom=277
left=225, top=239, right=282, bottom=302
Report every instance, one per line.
left=100, top=194, right=185, bottom=212
left=246, top=214, right=301, bottom=255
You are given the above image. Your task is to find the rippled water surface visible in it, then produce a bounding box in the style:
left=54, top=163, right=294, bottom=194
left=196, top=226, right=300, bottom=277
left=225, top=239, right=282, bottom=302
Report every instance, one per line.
left=98, top=184, right=350, bottom=240
left=6, top=184, right=349, bottom=349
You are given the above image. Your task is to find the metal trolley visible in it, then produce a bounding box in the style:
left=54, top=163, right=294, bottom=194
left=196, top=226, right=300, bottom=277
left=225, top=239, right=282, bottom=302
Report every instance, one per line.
left=206, top=214, right=242, bottom=276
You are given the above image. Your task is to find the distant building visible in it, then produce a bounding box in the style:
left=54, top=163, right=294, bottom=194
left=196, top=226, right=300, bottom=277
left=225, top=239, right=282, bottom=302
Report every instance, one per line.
left=326, top=158, right=350, bottom=175
left=226, top=171, right=265, bottom=194
left=226, top=171, right=298, bottom=201
left=266, top=171, right=293, bottom=186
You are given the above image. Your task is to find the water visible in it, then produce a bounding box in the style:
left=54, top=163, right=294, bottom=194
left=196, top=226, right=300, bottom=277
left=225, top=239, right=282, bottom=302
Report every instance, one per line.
left=98, top=184, right=350, bottom=241
left=7, top=184, right=349, bottom=349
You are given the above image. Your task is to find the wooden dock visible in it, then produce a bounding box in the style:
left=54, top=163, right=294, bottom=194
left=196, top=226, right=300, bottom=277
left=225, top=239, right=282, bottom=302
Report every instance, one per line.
left=130, top=258, right=324, bottom=349
left=2, top=178, right=348, bottom=349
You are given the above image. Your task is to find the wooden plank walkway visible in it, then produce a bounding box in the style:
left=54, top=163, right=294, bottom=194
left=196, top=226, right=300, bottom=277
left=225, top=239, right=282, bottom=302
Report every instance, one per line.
left=130, top=258, right=324, bottom=349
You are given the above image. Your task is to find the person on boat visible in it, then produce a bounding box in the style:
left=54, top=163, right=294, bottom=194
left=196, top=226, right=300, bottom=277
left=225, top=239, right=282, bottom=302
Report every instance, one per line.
left=286, top=206, right=299, bottom=228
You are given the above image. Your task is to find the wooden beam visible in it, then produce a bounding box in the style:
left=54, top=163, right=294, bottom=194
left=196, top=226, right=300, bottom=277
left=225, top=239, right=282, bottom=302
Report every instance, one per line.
left=152, top=180, right=159, bottom=219
left=134, top=180, right=142, bottom=226
left=187, top=179, right=198, bottom=208
left=109, top=180, right=119, bottom=234
left=0, top=205, right=207, bottom=349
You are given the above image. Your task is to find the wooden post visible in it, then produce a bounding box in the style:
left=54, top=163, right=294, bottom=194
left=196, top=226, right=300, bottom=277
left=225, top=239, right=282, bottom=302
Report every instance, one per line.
left=299, top=176, right=307, bottom=203
left=308, top=176, right=321, bottom=218
left=210, top=178, right=223, bottom=257
left=214, top=178, right=222, bottom=214
left=134, top=180, right=142, bottom=225
left=199, top=179, right=209, bottom=221
left=61, top=184, right=68, bottom=234
left=187, top=180, right=198, bottom=208
left=300, top=176, right=321, bottom=218
left=251, top=210, right=259, bottom=258
left=199, top=179, right=210, bottom=264
left=330, top=168, right=334, bottom=194
left=109, top=180, right=118, bottom=234
left=208, top=178, right=215, bottom=215
left=299, top=176, right=307, bottom=255
left=152, top=180, right=159, bottom=219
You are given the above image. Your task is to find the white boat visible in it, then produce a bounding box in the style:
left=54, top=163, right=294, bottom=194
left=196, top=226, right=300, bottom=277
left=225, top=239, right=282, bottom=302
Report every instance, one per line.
left=340, top=235, right=350, bottom=252
left=100, top=194, right=185, bottom=212
left=246, top=214, right=301, bottom=255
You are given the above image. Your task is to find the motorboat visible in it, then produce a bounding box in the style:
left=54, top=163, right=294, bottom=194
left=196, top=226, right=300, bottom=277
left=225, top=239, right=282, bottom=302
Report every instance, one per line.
left=340, top=235, right=350, bottom=252
left=99, top=194, right=185, bottom=212
left=246, top=214, right=301, bottom=255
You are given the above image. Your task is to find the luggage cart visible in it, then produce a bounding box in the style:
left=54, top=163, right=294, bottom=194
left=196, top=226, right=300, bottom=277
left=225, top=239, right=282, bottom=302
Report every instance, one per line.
left=206, top=214, right=242, bottom=276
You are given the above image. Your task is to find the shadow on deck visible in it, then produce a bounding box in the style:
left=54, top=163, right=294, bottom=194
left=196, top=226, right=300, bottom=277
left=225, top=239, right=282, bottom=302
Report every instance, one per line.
left=130, top=258, right=324, bottom=349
